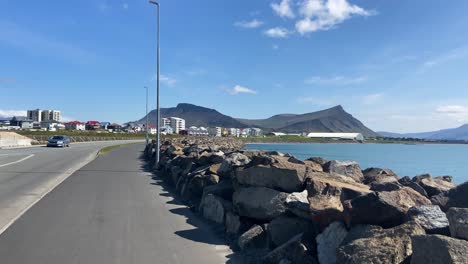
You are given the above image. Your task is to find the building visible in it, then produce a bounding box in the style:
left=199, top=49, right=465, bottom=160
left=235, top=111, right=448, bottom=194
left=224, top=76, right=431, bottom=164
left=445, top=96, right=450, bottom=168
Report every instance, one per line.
left=306, top=132, right=364, bottom=141
left=208, top=127, right=222, bottom=137
left=10, top=116, right=34, bottom=129
left=229, top=128, right=241, bottom=137
left=65, top=121, right=86, bottom=131
left=27, top=109, right=61, bottom=122
left=107, top=123, right=122, bottom=132
left=100, top=122, right=110, bottom=130
left=146, top=125, right=157, bottom=135
left=162, top=118, right=171, bottom=127
left=169, top=117, right=185, bottom=134
left=85, top=121, right=101, bottom=130
left=188, top=126, right=208, bottom=136
left=160, top=125, right=173, bottom=135
left=40, top=121, right=61, bottom=131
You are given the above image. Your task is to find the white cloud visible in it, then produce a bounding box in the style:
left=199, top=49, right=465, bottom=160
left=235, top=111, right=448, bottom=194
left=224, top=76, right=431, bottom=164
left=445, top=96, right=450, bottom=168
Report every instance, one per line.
left=362, top=93, right=383, bottom=105
left=420, top=46, right=468, bottom=71
left=159, top=74, right=177, bottom=86
left=435, top=105, right=468, bottom=122
left=271, top=0, right=295, bottom=19
left=304, top=75, right=367, bottom=85
left=227, top=85, right=257, bottom=95
left=0, top=110, right=27, bottom=117
left=234, top=19, right=264, bottom=29
left=264, top=27, right=291, bottom=38
left=295, top=0, right=373, bottom=35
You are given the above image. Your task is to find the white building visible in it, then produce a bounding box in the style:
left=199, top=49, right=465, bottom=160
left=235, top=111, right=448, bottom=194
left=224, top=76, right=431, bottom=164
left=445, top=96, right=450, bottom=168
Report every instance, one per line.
left=306, top=132, right=364, bottom=141
left=65, top=121, right=86, bottom=131
left=169, top=117, right=185, bottom=134
left=41, top=110, right=61, bottom=121
left=162, top=118, right=171, bottom=127
left=208, top=127, right=222, bottom=137
left=229, top=128, right=240, bottom=137
left=188, top=126, right=208, bottom=136
left=27, top=109, right=42, bottom=122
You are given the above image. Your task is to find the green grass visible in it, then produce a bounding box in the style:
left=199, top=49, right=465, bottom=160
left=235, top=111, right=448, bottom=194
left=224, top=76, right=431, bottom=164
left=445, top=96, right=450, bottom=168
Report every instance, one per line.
left=99, top=142, right=140, bottom=155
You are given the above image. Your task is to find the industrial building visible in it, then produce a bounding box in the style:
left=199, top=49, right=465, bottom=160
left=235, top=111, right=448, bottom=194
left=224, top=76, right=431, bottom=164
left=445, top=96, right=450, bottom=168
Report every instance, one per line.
left=306, top=132, right=364, bottom=141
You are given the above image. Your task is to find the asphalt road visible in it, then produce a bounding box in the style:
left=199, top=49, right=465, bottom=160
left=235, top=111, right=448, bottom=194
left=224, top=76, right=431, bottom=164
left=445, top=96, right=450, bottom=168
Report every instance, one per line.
left=0, top=143, right=235, bottom=264
left=0, top=140, right=142, bottom=234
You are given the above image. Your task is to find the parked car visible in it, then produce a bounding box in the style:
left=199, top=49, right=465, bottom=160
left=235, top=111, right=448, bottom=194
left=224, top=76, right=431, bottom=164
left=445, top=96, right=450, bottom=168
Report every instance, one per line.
left=47, top=135, right=71, bottom=147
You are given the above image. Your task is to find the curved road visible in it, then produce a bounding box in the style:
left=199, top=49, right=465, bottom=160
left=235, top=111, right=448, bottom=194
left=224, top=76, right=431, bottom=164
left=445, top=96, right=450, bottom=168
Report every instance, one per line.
left=0, top=143, right=235, bottom=263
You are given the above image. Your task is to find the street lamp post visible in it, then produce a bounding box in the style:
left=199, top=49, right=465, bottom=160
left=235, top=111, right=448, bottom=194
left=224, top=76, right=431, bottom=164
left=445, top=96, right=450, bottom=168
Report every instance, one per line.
left=149, top=0, right=161, bottom=165
left=144, top=86, right=149, bottom=145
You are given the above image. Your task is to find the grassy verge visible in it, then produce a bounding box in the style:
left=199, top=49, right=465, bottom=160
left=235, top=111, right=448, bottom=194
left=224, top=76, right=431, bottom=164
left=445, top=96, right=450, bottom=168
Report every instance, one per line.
left=99, top=142, right=140, bottom=155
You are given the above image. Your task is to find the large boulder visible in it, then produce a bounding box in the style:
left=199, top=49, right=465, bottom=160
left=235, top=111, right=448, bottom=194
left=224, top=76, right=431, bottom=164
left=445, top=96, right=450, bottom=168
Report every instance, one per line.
left=233, top=187, right=288, bottom=221
left=262, top=234, right=317, bottom=264
left=306, top=173, right=371, bottom=227
left=447, top=207, right=468, bottom=240
left=225, top=211, right=252, bottom=236
left=413, top=174, right=455, bottom=197
left=344, top=187, right=432, bottom=228
left=316, top=221, right=348, bottom=264
left=431, top=182, right=468, bottom=211
left=268, top=216, right=318, bottom=247
left=337, top=221, right=425, bottom=264
left=399, top=176, right=428, bottom=197
left=218, top=152, right=251, bottom=176
left=304, top=160, right=324, bottom=172
left=362, top=167, right=399, bottom=184
left=237, top=224, right=268, bottom=251
left=323, top=160, right=364, bottom=182
left=406, top=205, right=450, bottom=235
left=199, top=194, right=231, bottom=224
left=411, top=235, right=468, bottom=264
left=201, top=180, right=234, bottom=201
left=235, top=156, right=313, bottom=193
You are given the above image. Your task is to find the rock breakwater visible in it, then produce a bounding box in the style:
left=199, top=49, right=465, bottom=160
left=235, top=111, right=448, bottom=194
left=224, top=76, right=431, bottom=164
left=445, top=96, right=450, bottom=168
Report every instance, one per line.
left=145, top=137, right=468, bottom=264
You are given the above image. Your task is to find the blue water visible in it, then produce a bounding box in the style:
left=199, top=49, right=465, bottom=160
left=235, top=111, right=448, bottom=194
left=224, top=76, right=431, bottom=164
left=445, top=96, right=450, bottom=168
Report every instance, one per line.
left=245, top=143, right=468, bottom=184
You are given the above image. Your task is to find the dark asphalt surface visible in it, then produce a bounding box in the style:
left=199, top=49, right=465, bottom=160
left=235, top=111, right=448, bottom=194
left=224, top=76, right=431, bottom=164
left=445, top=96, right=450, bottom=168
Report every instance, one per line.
left=0, top=143, right=235, bottom=264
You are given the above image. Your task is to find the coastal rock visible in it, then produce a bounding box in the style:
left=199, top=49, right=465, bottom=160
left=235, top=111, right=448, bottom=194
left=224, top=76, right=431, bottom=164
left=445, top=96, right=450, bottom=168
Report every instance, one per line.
left=268, top=216, right=318, bottom=247
left=316, top=221, right=348, bottom=264
left=235, top=156, right=312, bottom=193
left=306, top=173, right=371, bottom=226
left=370, top=181, right=402, bottom=192
left=238, top=224, right=268, bottom=251
left=304, top=160, right=324, bottom=172
left=225, top=211, right=252, bottom=235
left=411, top=235, right=468, bottom=264
left=431, top=182, right=468, bottom=211
left=399, top=176, right=428, bottom=197
left=323, top=160, right=364, bottom=182
left=336, top=221, right=425, bottom=264
left=201, top=180, right=234, bottom=201
left=447, top=207, right=468, bottom=240
left=340, top=224, right=383, bottom=246
left=436, top=175, right=453, bottom=183
left=306, top=157, right=328, bottom=166
left=406, top=205, right=450, bottom=235
left=199, top=194, right=231, bottom=224
left=262, top=234, right=317, bottom=264
left=285, top=190, right=311, bottom=220
left=362, top=167, right=399, bottom=184
left=344, top=187, right=431, bottom=228
left=233, top=187, right=288, bottom=221
left=413, top=174, right=455, bottom=197
left=218, top=152, right=251, bottom=176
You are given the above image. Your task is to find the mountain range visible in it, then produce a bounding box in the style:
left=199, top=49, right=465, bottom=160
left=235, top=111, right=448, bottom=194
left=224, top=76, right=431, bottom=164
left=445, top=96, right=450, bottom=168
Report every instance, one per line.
left=379, top=124, right=468, bottom=140
left=135, top=103, right=380, bottom=137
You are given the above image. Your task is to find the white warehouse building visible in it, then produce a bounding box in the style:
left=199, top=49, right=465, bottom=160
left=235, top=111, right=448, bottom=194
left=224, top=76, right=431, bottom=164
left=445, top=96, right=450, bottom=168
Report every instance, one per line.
left=306, top=132, right=364, bottom=141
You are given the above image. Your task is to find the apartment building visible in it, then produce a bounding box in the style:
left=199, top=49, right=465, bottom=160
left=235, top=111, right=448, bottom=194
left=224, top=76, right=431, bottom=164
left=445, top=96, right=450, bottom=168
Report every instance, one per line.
left=27, top=109, right=61, bottom=122
left=169, top=117, right=185, bottom=134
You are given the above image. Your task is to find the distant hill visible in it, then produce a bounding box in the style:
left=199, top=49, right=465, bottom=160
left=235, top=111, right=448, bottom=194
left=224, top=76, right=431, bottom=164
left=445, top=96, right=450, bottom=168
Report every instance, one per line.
left=237, top=105, right=379, bottom=137
left=137, top=103, right=246, bottom=128
left=378, top=124, right=468, bottom=140
left=135, top=103, right=380, bottom=137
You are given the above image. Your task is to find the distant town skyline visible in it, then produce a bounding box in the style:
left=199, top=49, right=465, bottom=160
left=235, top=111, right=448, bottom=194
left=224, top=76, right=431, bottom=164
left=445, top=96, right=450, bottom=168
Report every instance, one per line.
left=1, top=0, right=468, bottom=133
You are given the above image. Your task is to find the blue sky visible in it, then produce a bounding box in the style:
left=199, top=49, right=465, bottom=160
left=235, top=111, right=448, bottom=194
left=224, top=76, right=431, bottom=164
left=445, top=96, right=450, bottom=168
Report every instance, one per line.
left=1, top=0, right=468, bottom=133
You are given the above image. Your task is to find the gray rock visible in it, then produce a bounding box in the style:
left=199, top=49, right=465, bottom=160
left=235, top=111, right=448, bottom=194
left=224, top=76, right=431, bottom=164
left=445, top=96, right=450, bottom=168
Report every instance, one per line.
left=337, top=221, right=425, bottom=264
left=235, top=156, right=312, bottom=193
left=263, top=234, right=317, bottom=264
left=316, top=221, right=348, bottom=264
left=238, top=224, right=268, bottom=251
left=218, top=152, right=251, bottom=176
left=199, top=194, right=231, bottom=224
left=268, top=216, right=318, bottom=247
left=431, top=182, right=468, bottom=212
left=225, top=211, right=252, bottom=235
left=362, top=167, right=399, bottom=184
left=370, top=182, right=402, bottom=192
left=344, top=187, right=431, bottom=228
left=306, top=157, right=328, bottom=166
left=399, top=176, right=428, bottom=197
left=201, top=180, right=234, bottom=201
left=406, top=205, right=449, bottom=235
left=285, top=190, right=311, bottom=220
left=323, top=160, right=364, bottom=182
left=340, top=225, right=382, bottom=246
left=413, top=174, right=455, bottom=197
left=411, top=235, right=468, bottom=264
left=447, top=207, right=468, bottom=240
left=233, top=187, right=288, bottom=221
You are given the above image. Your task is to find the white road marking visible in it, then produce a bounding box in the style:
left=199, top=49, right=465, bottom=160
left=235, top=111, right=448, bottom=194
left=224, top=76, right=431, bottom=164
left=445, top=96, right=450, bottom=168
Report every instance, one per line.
left=0, top=154, right=34, bottom=168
